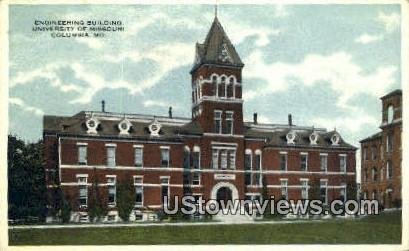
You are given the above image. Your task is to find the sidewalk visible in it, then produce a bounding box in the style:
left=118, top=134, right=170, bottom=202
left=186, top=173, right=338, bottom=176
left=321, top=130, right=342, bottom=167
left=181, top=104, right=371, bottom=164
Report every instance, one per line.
left=9, top=219, right=322, bottom=229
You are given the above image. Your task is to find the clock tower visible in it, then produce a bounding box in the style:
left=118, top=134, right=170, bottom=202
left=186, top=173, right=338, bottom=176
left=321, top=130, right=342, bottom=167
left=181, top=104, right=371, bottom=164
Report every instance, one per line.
left=190, top=17, right=245, bottom=135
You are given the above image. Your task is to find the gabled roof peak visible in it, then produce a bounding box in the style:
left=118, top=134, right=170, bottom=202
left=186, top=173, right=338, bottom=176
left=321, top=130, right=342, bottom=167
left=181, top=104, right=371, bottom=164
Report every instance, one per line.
left=191, top=16, right=243, bottom=72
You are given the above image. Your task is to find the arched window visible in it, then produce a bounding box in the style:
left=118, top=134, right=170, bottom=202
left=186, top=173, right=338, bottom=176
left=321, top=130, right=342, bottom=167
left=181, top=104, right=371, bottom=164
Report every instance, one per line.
left=211, top=75, right=217, bottom=96
left=220, top=76, right=226, bottom=98
left=387, top=105, right=394, bottom=123
left=227, top=77, right=234, bottom=98
left=183, top=146, right=190, bottom=169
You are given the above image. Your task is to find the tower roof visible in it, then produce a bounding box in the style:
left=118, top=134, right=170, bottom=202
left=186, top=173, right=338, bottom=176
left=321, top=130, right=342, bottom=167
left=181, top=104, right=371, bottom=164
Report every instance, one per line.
left=191, top=17, right=244, bottom=72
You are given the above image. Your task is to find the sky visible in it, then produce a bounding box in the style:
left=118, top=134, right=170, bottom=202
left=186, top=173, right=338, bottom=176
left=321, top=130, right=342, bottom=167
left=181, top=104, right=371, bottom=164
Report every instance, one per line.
left=9, top=4, right=401, bottom=176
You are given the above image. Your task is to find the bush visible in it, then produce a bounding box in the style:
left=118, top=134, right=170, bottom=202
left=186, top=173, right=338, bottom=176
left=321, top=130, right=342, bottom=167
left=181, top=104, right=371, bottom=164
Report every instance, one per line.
left=60, top=199, right=71, bottom=223
left=116, top=178, right=135, bottom=222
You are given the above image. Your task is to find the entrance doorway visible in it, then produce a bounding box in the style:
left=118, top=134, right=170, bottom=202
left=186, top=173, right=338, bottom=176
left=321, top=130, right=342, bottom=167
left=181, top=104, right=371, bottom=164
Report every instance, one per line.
left=216, top=187, right=232, bottom=204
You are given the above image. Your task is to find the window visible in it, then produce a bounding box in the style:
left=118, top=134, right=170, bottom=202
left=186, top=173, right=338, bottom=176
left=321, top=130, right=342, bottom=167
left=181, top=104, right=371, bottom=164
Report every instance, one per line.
left=387, top=161, right=393, bottom=179
left=371, top=146, right=377, bottom=160
left=372, top=167, right=378, bottom=181
left=161, top=177, right=170, bottom=206
left=79, top=186, right=88, bottom=207
left=387, top=105, right=394, bottom=123
left=134, top=147, right=143, bottom=167
left=280, top=153, right=287, bottom=171
left=77, top=176, right=88, bottom=207
left=301, top=180, right=308, bottom=200
left=134, top=177, right=143, bottom=207
left=106, top=146, right=116, bottom=167
left=227, top=77, right=234, bottom=98
left=192, top=149, right=200, bottom=169
left=253, top=172, right=261, bottom=186
left=228, top=150, right=236, bottom=169
left=78, top=145, right=87, bottom=165
left=183, top=147, right=190, bottom=169
left=245, top=152, right=252, bottom=170
left=192, top=173, right=200, bottom=185
left=255, top=153, right=261, bottom=171
left=320, top=180, right=328, bottom=204
left=339, top=155, right=346, bottom=173
left=340, top=183, right=346, bottom=202
left=212, top=149, right=219, bottom=169
left=280, top=179, right=288, bottom=199
left=364, top=168, right=368, bottom=182
left=221, top=76, right=227, bottom=97
left=386, top=134, right=393, bottom=152
left=211, top=75, right=217, bottom=96
left=363, top=147, right=368, bottom=161
left=160, top=148, right=170, bottom=167
left=220, top=150, right=227, bottom=169
left=214, top=111, right=222, bottom=134
left=226, top=111, right=234, bottom=134
left=245, top=173, right=252, bottom=186
left=107, top=176, right=116, bottom=206
left=380, top=167, right=384, bottom=181
left=320, top=154, right=327, bottom=172
left=300, top=153, right=308, bottom=171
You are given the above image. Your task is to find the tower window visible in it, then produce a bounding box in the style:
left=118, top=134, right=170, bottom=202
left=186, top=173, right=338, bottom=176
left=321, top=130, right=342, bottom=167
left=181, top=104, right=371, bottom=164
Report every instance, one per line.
left=226, top=111, right=234, bottom=134
left=220, top=76, right=226, bottom=97
left=214, top=110, right=222, bottom=134
left=212, top=75, right=217, bottom=96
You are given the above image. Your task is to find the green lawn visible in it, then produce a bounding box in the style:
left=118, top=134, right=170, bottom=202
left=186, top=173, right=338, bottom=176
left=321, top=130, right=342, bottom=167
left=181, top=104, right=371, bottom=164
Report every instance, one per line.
left=9, top=210, right=401, bottom=245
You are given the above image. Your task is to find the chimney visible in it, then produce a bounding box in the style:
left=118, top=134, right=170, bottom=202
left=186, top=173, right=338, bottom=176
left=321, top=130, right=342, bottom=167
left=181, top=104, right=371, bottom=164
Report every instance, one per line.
left=101, top=100, right=105, bottom=112
left=168, top=106, right=173, bottom=118
left=288, top=114, right=293, bottom=126
left=253, top=113, right=258, bottom=124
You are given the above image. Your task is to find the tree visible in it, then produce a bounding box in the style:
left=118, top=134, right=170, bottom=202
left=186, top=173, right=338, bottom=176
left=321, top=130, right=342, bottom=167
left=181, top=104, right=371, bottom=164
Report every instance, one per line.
left=261, top=176, right=276, bottom=219
left=60, top=196, right=72, bottom=223
left=116, top=178, right=135, bottom=222
left=8, top=135, right=47, bottom=222
left=88, top=169, right=108, bottom=222
left=346, top=181, right=357, bottom=201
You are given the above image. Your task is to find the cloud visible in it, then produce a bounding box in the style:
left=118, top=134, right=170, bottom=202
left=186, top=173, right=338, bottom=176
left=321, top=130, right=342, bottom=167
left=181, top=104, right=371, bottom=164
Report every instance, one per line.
left=355, top=33, right=383, bottom=44
left=378, top=11, right=400, bottom=33
left=9, top=97, right=44, bottom=116
left=143, top=100, right=171, bottom=108
left=244, top=50, right=397, bottom=111
left=311, top=113, right=378, bottom=133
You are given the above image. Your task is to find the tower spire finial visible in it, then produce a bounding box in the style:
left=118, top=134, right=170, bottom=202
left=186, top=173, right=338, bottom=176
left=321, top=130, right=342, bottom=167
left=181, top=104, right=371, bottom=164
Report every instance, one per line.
left=215, top=0, right=218, bottom=17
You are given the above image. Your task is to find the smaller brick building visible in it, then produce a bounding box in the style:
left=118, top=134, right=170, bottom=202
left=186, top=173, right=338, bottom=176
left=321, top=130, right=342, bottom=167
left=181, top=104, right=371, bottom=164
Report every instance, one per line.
left=360, top=89, right=402, bottom=208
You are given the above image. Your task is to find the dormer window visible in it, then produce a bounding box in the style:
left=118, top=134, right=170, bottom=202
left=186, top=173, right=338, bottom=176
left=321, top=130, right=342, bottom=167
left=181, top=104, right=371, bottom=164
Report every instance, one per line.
left=286, top=131, right=296, bottom=144
left=86, top=118, right=99, bottom=134
left=309, top=132, right=319, bottom=145
left=118, top=119, right=132, bottom=135
left=148, top=118, right=161, bottom=137
left=331, top=133, right=340, bottom=145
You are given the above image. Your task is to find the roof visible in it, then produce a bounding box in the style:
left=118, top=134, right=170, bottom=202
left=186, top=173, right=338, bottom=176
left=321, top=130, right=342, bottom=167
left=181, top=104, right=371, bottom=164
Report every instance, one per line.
left=191, top=17, right=244, bottom=72
left=260, top=129, right=356, bottom=150
left=380, top=89, right=402, bottom=100
left=43, top=111, right=202, bottom=141
left=359, top=132, right=382, bottom=143
left=44, top=112, right=356, bottom=150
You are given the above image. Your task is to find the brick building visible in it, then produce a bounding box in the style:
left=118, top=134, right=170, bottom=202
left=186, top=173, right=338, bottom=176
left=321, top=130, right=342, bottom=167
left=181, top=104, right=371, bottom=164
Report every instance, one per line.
left=43, top=17, right=357, bottom=222
left=360, top=89, right=402, bottom=208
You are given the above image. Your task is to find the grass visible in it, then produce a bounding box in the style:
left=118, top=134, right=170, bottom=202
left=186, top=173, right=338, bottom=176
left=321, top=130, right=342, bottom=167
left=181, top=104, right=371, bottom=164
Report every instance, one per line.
left=9, top=210, right=401, bottom=245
